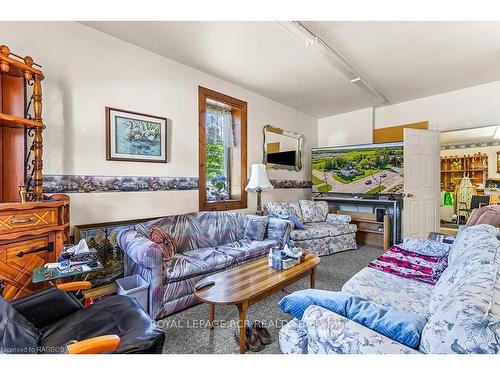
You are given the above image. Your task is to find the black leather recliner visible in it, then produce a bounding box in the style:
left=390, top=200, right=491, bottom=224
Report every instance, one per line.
left=0, top=284, right=165, bottom=354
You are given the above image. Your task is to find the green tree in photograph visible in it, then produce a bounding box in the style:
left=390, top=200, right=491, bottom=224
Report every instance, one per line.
left=207, top=144, right=225, bottom=179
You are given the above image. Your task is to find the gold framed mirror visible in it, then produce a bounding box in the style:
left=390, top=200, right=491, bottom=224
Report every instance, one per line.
left=263, top=125, right=303, bottom=171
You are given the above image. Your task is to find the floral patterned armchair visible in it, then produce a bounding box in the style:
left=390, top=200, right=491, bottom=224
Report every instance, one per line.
left=264, top=200, right=357, bottom=256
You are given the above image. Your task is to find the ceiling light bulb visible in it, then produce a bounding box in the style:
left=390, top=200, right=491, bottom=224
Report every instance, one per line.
left=350, top=77, right=362, bottom=83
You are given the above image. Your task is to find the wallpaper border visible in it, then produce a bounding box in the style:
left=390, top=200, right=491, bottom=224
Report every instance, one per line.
left=43, top=175, right=311, bottom=193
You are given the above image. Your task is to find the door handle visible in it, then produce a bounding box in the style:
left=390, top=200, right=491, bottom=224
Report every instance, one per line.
left=16, top=242, right=54, bottom=258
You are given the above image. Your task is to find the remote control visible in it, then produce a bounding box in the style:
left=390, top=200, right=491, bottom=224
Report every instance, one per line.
left=195, top=280, right=215, bottom=290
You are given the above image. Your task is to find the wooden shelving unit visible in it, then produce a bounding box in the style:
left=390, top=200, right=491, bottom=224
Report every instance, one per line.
left=337, top=210, right=391, bottom=250
left=0, top=45, right=70, bottom=301
left=440, top=153, right=488, bottom=192
left=0, top=44, right=46, bottom=202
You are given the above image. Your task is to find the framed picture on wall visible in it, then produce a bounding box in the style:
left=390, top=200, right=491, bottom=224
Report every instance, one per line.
left=106, top=107, right=168, bottom=163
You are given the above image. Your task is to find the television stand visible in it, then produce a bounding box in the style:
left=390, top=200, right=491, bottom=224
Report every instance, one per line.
left=313, top=195, right=402, bottom=245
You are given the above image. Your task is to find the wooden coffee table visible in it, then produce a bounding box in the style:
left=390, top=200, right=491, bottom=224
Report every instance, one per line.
left=194, top=253, right=320, bottom=354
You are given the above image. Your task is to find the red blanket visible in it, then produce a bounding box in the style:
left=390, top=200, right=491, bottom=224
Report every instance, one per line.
left=368, top=245, right=448, bottom=285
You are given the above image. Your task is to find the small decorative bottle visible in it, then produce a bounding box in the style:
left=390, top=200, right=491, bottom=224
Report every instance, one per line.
left=18, top=185, right=27, bottom=204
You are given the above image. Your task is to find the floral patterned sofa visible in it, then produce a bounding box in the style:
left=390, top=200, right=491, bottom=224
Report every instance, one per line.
left=264, top=200, right=357, bottom=256
left=116, top=211, right=291, bottom=319
left=279, top=224, right=500, bottom=354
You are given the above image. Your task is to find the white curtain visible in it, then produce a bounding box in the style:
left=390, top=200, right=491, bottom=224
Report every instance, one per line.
left=206, top=104, right=234, bottom=147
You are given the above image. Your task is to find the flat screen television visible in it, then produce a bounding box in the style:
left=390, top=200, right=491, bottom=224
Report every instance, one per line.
left=266, top=150, right=297, bottom=167
left=311, top=142, right=404, bottom=195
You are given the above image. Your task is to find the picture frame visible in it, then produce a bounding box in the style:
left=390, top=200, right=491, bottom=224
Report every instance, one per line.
left=106, top=107, right=168, bottom=163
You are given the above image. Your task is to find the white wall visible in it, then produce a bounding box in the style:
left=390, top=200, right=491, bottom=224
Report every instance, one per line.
left=317, top=107, right=373, bottom=147
left=0, top=22, right=316, bottom=226
left=375, top=80, right=500, bottom=131
left=318, top=80, right=500, bottom=147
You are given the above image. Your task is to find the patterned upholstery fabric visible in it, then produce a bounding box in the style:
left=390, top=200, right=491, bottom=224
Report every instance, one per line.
left=420, top=264, right=498, bottom=354
left=342, top=267, right=433, bottom=317
left=402, top=237, right=451, bottom=257
left=300, top=306, right=418, bottom=354
left=289, top=223, right=357, bottom=241
left=135, top=211, right=246, bottom=253
left=325, top=214, right=351, bottom=225
left=266, top=217, right=292, bottom=247
left=279, top=224, right=500, bottom=354
left=298, top=200, right=329, bottom=223
left=266, top=200, right=358, bottom=256
left=264, top=202, right=304, bottom=222
left=279, top=318, right=308, bottom=354
left=117, top=212, right=290, bottom=319
left=243, top=215, right=269, bottom=241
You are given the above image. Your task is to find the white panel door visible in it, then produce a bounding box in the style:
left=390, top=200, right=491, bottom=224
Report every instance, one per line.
left=403, top=128, right=441, bottom=238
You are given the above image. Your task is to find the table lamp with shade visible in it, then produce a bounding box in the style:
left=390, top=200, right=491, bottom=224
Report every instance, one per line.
left=245, top=164, right=274, bottom=216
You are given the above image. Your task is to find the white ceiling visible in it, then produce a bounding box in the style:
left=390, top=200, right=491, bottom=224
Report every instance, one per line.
left=82, top=21, right=500, bottom=118
left=441, top=125, right=499, bottom=145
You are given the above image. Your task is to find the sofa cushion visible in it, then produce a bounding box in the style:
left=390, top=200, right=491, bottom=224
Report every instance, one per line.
left=216, top=239, right=278, bottom=264
left=342, top=267, right=433, bottom=317
left=243, top=215, right=269, bottom=241
left=447, top=224, right=499, bottom=268
left=165, top=247, right=235, bottom=282
left=265, top=217, right=292, bottom=246
left=289, top=222, right=357, bottom=241
left=265, top=202, right=303, bottom=222
left=278, top=214, right=304, bottom=230
left=419, top=264, right=498, bottom=354
left=429, top=224, right=500, bottom=314
left=299, top=200, right=329, bottom=223
left=135, top=211, right=246, bottom=253
left=402, top=237, right=451, bottom=257
left=279, top=289, right=427, bottom=348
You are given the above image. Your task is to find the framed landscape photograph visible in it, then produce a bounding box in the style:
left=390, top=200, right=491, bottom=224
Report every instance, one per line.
left=106, top=107, right=167, bottom=163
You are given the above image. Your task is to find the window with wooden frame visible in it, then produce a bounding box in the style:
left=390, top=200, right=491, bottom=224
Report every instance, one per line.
left=199, top=86, right=247, bottom=211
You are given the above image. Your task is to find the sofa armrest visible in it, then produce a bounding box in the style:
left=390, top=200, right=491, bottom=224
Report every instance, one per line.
left=302, top=305, right=419, bottom=354
left=266, top=217, right=292, bottom=246
left=116, top=229, right=164, bottom=269
left=326, top=213, right=351, bottom=225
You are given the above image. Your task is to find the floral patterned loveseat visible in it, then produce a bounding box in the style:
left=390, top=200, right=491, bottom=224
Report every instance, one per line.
left=279, top=224, right=500, bottom=354
left=264, top=200, right=357, bottom=256
left=117, top=211, right=291, bottom=319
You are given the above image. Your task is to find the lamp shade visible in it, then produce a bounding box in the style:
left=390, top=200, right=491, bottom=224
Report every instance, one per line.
left=245, top=164, right=274, bottom=192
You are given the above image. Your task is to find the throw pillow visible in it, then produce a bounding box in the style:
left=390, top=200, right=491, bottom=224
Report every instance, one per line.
left=264, top=202, right=304, bottom=222
left=298, top=200, right=328, bottom=223
left=402, top=237, right=451, bottom=257
left=243, top=215, right=269, bottom=241
left=278, top=289, right=427, bottom=349
left=278, top=214, right=305, bottom=230
left=149, top=226, right=176, bottom=260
